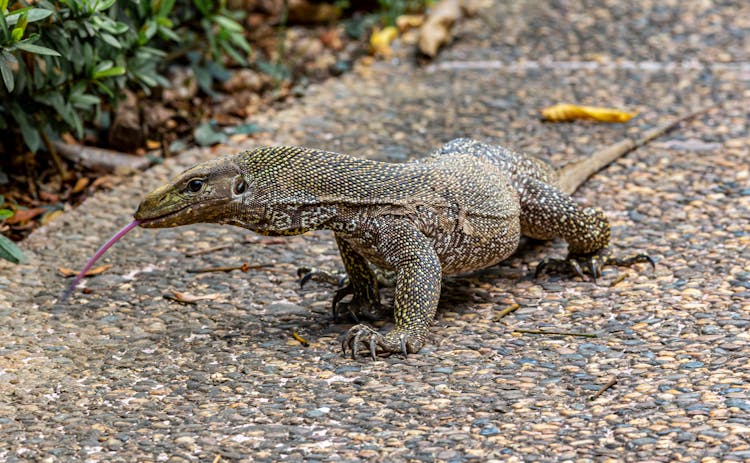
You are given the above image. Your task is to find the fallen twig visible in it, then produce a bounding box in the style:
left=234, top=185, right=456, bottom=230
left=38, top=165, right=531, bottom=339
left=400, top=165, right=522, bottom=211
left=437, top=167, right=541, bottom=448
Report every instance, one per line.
left=610, top=273, right=628, bottom=287
left=493, top=303, right=520, bottom=321
left=513, top=329, right=598, bottom=338
left=590, top=376, right=618, bottom=400
left=53, top=141, right=150, bottom=173
left=185, top=245, right=232, bottom=257
left=244, top=236, right=287, bottom=245
left=163, top=294, right=197, bottom=305
left=187, top=263, right=275, bottom=274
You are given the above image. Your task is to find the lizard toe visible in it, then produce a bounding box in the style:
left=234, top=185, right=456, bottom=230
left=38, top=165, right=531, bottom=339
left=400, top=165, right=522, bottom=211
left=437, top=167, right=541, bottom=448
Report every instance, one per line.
left=342, top=325, right=422, bottom=359
left=535, top=249, right=655, bottom=282
left=297, top=267, right=348, bottom=288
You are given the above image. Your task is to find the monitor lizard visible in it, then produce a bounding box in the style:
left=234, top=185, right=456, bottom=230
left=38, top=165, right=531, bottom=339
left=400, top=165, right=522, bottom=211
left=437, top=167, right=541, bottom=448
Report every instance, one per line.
left=80, top=108, right=707, bottom=359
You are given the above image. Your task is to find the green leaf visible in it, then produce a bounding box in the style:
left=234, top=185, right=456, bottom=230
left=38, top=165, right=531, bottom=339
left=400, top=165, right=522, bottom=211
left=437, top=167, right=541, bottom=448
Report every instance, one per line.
left=213, top=15, right=243, bottom=33
left=100, top=32, right=121, bottom=48
left=92, top=60, right=113, bottom=74
left=10, top=104, right=41, bottom=152
left=0, top=9, right=8, bottom=42
left=155, top=16, right=173, bottom=28
left=193, top=0, right=212, bottom=16
left=139, top=19, right=157, bottom=42
left=95, top=0, right=116, bottom=12
left=219, top=40, right=247, bottom=66
left=0, top=53, right=15, bottom=92
left=93, top=65, right=125, bottom=79
left=70, top=92, right=100, bottom=107
left=191, top=62, right=215, bottom=96
left=228, top=31, right=251, bottom=53
left=157, top=24, right=180, bottom=42
left=0, top=233, right=24, bottom=264
left=194, top=121, right=227, bottom=146
left=92, top=16, right=129, bottom=35
left=158, top=0, right=176, bottom=17
left=15, top=42, right=61, bottom=56
left=26, top=8, right=53, bottom=23
left=0, top=209, right=12, bottom=219
left=11, top=27, right=24, bottom=42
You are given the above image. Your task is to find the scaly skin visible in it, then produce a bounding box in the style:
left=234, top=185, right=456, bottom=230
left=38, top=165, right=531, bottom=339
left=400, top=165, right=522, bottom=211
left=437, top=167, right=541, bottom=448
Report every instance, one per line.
left=137, top=106, right=710, bottom=358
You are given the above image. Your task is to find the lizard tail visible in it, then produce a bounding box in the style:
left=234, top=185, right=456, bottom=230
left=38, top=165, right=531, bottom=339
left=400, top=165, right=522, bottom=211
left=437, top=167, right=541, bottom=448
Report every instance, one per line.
left=557, top=105, right=714, bottom=195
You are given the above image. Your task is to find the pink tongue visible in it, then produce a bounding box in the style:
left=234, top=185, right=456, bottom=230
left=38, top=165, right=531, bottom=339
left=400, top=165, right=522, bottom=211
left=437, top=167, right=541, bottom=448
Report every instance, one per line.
left=62, top=220, right=142, bottom=301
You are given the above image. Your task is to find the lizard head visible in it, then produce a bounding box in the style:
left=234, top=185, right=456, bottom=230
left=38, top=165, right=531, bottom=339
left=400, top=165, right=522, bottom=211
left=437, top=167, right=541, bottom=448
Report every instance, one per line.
left=134, top=156, right=248, bottom=228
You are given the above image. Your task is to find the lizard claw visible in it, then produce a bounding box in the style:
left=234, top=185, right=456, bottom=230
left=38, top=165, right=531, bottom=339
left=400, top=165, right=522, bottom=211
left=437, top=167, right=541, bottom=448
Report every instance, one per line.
left=331, top=284, right=354, bottom=323
left=342, top=325, right=415, bottom=360
left=330, top=284, right=388, bottom=324
left=297, top=267, right=347, bottom=288
left=342, top=324, right=383, bottom=360
left=535, top=250, right=655, bottom=282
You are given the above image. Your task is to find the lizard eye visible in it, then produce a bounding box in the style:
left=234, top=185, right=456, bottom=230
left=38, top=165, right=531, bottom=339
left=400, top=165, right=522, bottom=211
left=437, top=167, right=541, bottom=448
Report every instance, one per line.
left=233, top=177, right=247, bottom=195
left=187, top=179, right=204, bottom=193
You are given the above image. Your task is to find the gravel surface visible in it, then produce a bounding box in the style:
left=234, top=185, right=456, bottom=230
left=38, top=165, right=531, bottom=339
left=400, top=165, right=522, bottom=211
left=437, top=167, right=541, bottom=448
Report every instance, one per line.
left=1, top=1, right=749, bottom=461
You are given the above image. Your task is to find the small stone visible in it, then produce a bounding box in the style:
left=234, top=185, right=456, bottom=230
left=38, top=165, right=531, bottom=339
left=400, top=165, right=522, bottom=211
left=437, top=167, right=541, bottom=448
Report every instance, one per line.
left=175, top=436, right=195, bottom=447
left=479, top=425, right=500, bottom=436
left=105, top=438, right=123, bottom=450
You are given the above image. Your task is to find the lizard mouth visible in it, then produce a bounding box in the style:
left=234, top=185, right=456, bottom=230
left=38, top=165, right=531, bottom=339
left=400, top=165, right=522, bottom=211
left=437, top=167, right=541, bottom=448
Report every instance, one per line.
left=135, top=199, right=225, bottom=228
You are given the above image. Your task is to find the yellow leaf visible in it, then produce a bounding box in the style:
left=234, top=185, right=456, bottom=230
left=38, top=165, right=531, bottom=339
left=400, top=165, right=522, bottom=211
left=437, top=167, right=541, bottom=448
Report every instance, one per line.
left=40, top=209, right=64, bottom=226
left=541, top=104, right=637, bottom=123
left=370, top=26, right=398, bottom=57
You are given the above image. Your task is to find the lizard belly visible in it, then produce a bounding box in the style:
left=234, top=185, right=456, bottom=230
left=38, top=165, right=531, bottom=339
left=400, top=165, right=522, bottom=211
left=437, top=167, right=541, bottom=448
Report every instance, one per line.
left=433, top=216, right=521, bottom=274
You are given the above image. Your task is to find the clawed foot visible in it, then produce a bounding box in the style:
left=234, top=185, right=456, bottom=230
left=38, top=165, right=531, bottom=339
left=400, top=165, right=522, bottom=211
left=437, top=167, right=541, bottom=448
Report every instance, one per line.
left=297, top=268, right=386, bottom=323
left=342, top=324, right=418, bottom=360
left=297, top=267, right=348, bottom=288
left=330, top=284, right=388, bottom=323
left=535, top=251, right=655, bottom=281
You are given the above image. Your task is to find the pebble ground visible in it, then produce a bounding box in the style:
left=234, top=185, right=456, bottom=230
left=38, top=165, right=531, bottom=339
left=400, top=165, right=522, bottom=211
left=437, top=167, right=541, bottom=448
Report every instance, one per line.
left=1, top=1, right=749, bottom=462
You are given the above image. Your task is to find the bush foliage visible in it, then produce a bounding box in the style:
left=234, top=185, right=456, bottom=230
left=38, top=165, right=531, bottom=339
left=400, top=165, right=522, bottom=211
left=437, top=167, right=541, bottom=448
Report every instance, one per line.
left=0, top=0, right=250, bottom=153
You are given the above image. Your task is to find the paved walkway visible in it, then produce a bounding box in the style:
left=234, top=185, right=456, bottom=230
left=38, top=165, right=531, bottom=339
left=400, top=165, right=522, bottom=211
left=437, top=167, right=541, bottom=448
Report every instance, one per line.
left=2, top=2, right=749, bottom=461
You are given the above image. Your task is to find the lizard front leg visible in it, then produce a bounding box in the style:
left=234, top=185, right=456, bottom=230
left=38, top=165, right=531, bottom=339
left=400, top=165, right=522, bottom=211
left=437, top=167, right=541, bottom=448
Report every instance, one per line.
left=331, top=235, right=386, bottom=322
left=342, top=220, right=441, bottom=359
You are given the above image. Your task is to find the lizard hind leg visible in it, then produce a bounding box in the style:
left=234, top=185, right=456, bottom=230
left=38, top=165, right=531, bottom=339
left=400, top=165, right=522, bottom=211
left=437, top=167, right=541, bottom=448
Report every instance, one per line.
left=517, top=176, right=654, bottom=281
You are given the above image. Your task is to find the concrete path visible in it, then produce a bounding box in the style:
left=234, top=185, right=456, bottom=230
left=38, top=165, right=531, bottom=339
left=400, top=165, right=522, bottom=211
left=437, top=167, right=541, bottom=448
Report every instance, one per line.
left=2, top=2, right=749, bottom=461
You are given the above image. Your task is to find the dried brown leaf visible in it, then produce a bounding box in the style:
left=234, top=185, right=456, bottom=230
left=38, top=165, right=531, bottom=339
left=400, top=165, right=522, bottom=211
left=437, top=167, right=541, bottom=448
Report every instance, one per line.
left=58, top=264, right=112, bottom=278
left=419, top=0, right=461, bottom=57
left=72, top=177, right=90, bottom=194
left=396, top=14, right=424, bottom=32
left=319, top=29, right=343, bottom=50
left=38, top=191, right=60, bottom=202
left=6, top=207, right=46, bottom=224
left=170, top=291, right=221, bottom=303
left=91, top=176, right=117, bottom=190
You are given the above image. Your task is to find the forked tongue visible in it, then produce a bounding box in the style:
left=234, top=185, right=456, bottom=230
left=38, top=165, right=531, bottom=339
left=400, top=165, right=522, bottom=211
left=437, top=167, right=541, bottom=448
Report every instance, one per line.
left=62, top=220, right=142, bottom=302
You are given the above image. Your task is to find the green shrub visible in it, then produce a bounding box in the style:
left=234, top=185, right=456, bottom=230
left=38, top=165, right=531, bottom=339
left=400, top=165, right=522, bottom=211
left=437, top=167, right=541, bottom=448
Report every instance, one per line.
left=0, top=0, right=251, bottom=153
